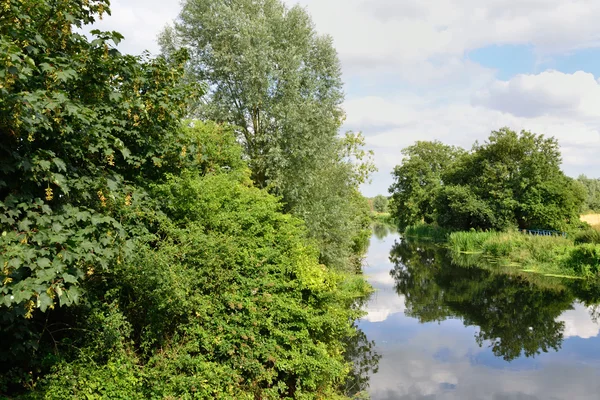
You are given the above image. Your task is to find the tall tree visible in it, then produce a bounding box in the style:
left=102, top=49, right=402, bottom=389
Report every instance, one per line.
left=388, top=141, right=464, bottom=229
left=442, top=128, right=584, bottom=231
left=163, top=0, right=374, bottom=269
left=372, top=195, right=389, bottom=213
left=162, top=0, right=345, bottom=194
left=577, top=175, right=600, bottom=212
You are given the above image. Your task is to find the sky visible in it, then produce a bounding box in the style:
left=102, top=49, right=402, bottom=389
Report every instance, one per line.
left=87, top=0, right=600, bottom=197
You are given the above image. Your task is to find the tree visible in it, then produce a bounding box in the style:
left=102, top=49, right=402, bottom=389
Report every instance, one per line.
left=441, top=128, right=584, bottom=231
left=1, top=0, right=191, bottom=318
left=389, top=129, right=585, bottom=232
left=388, top=141, right=464, bottom=229
left=372, top=195, right=389, bottom=213
left=577, top=175, right=600, bottom=212
left=163, top=0, right=344, bottom=193
left=162, top=0, right=375, bottom=269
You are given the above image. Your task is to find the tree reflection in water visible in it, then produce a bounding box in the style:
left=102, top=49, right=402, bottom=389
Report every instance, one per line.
left=388, top=238, right=598, bottom=361
left=342, top=323, right=381, bottom=398
left=372, top=223, right=393, bottom=241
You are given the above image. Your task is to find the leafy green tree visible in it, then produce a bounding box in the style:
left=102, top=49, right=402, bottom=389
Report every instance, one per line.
left=435, top=185, right=496, bottom=230
left=161, top=0, right=374, bottom=269
left=163, top=0, right=345, bottom=192
left=577, top=175, right=600, bottom=212
left=372, top=195, right=389, bottom=213
left=0, top=0, right=191, bottom=317
left=442, top=128, right=583, bottom=231
left=388, top=141, right=464, bottom=229
left=390, top=129, right=584, bottom=232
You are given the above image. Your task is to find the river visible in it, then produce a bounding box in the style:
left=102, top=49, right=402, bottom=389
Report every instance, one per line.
left=354, top=226, right=600, bottom=399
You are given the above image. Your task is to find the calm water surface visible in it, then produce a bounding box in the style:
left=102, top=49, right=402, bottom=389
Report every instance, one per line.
left=357, top=227, right=600, bottom=400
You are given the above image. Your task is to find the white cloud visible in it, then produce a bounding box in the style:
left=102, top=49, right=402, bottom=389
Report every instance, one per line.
left=84, top=0, right=179, bottom=55
left=558, top=302, right=600, bottom=339
left=286, top=0, right=600, bottom=74
left=473, top=70, right=600, bottom=119
left=347, top=69, right=600, bottom=196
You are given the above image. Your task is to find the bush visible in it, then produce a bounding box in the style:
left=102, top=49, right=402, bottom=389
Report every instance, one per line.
left=573, top=228, right=600, bottom=245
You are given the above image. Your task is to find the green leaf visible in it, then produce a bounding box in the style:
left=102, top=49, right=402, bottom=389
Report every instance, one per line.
left=37, top=258, right=51, bottom=268
left=52, top=158, right=67, bottom=172
left=62, top=273, right=78, bottom=284
left=18, top=218, right=32, bottom=232
left=38, top=292, right=53, bottom=312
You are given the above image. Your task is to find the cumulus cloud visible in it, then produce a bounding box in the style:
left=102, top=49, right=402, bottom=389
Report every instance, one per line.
left=473, top=70, right=600, bottom=118
left=286, top=0, right=600, bottom=73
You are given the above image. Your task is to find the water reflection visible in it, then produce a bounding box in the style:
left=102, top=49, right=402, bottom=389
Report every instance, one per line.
left=390, top=239, right=572, bottom=361
left=342, top=324, right=382, bottom=398
left=359, top=230, right=600, bottom=400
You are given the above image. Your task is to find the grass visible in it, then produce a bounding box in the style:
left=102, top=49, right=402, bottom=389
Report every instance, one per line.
left=580, top=212, right=600, bottom=227
left=447, top=230, right=600, bottom=279
left=403, top=223, right=450, bottom=242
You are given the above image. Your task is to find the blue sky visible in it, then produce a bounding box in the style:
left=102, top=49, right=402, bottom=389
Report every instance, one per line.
left=89, top=0, right=600, bottom=197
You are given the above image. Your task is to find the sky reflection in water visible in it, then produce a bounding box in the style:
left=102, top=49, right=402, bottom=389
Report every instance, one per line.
left=358, top=229, right=600, bottom=400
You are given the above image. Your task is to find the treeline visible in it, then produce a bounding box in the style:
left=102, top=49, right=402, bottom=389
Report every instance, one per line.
left=0, top=1, right=374, bottom=398
left=389, top=128, right=584, bottom=232
left=577, top=175, right=600, bottom=213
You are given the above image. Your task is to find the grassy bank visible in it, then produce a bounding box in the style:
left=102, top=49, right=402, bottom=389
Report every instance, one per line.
left=448, top=230, right=600, bottom=279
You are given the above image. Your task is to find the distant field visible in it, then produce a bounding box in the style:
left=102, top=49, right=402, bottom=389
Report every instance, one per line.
left=581, top=213, right=600, bottom=226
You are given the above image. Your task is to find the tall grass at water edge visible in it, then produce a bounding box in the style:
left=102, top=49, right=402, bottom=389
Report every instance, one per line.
left=448, top=230, right=600, bottom=279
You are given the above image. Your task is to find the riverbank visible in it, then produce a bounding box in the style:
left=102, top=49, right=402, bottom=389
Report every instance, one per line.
left=401, top=224, right=600, bottom=280
left=448, top=231, right=600, bottom=279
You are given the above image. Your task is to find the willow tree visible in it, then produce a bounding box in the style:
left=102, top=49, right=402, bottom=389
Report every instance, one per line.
left=163, top=0, right=374, bottom=269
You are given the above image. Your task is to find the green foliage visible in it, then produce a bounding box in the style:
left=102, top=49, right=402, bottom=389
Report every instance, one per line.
left=577, top=175, right=600, bottom=213
left=389, top=141, right=464, bottom=230
left=573, top=227, right=600, bottom=245
left=447, top=230, right=600, bottom=279
left=0, top=0, right=194, bottom=319
left=403, top=223, right=450, bottom=242
left=442, top=128, right=583, bottom=231
left=163, top=0, right=375, bottom=270
left=371, top=195, right=388, bottom=214
left=1, top=1, right=373, bottom=398
left=389, top=128, right=585, bottom=232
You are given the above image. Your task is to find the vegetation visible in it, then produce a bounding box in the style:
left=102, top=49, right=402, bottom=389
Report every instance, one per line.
left=390, top=128, right=585, bottom=232
left=371, top=195, right=389, bottom=214
left=161, top=0, right=376, bottom=270
left=388, top=141, right=464, bottom=230
left=1, top=1, right=374, bottom=398
left=447, top=231, right=600, bottom=279
left=577, top=175, right=600, bottom=213
left=403, top=223, right=449, bottom=242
